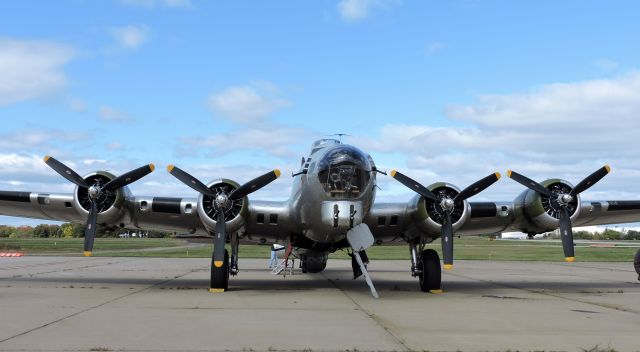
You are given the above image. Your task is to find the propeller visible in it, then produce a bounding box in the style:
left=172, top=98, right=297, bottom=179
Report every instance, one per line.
left=167, top=165, right=281, bottom=267
left=506, top=165, right=611, bottom=262
left=390, top=170, right=501, bottom=269
left=43, top=156, right=155, bottom=256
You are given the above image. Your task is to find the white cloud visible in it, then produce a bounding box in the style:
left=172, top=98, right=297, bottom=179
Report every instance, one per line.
left=0, top=129, right=87, bottom=151
left=67, top=98, right=87, bottom=112
left=594, top=58, right=619, bottom=72
left=0, top=37, right=74, bottom=106
left=99, top=105, right=132, bottom=122
left=110, top=25, right=149, bottom=49
left=207, top=82, right=290, bottom=124
left=446, top=72, right=640, bottom=131
left=426, top=41, right=444, bottom=56
left=106, top=142, right=125, bottom=151
left=337, top=0, right=400, bottom=22
left=118, top=0, right=192, bottom=9
left=358, top=72, right=640, bottom=201
left=178, top=126, right=309, bottom=159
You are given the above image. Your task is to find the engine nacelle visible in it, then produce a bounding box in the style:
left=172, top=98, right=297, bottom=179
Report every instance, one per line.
left=410, top=182, right=471, bottom=235
left=515, top=178, right=581, bottom=232
left=197, top=179, right=249, bottom=234
left=74, top=171, right=129, bottom=224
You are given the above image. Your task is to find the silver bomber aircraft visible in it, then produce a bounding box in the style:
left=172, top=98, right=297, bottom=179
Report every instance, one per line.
left=1, top=138, right=640, bottom=295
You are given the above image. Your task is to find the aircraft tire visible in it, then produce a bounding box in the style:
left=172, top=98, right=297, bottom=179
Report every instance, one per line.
left=419, top=249, right=441, bottom=292
left=211, top=249, right=229, bottom=291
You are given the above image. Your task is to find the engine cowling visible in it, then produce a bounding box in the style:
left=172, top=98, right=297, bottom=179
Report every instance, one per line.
left=73, top=171, right=129, bottom=224
left=197, top=179, right=249, bottom=233
left=517, top=178, right=581, bottom=231
left=412, top=182, right=471, bottom=235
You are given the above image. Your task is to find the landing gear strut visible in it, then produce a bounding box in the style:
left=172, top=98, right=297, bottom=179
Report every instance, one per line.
left=230, top=232, right=239, bottom=276
left=410, top=241, right=441, bottom=293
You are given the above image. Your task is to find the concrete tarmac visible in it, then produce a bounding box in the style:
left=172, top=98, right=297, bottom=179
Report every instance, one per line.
left=1, top=256, right=639, bottom=352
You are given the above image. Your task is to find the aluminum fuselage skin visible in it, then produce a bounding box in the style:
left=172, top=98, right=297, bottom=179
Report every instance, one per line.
left=287, top=141, right=376, bottom=245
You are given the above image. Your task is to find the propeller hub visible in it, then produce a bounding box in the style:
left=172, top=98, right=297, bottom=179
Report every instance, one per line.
left=558, top=194, right=574, bottom=205
left=441, top=198, right=455, bottom=211
left=215, top=193, right=230, bottom=209
left=88, top=185, right=101, bottom=199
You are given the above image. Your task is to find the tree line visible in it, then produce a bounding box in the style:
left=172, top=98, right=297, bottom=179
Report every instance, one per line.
left=549, top=229, right=640, bottom=241
left=0, top=224, right=173, bottom=238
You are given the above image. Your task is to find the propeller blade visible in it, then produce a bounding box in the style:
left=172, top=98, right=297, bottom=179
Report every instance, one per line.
left=167, top=165, right=215, bottom=197
left=389, top=170, right=439, bottom=202
left=229, top=169, right=281, bottom=200
left=103, top=164, right=155, bottom=192
left=506, top=170, right=553, bottom=197
left=570, top=165, right=611, bottom=196
left=83, top=201, right=98, bottom=257
left=558, top=206, right=575, bottom=261
left=43, top=156, right=89, bottom=188
left=454, top=172, right=502, bottom=203
left=213, top=211, right=227, bottom=267
left=441, top=211, right=454, bottom=270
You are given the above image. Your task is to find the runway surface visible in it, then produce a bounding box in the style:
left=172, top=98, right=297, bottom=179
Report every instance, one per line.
left=1, top=256, right=639, bottom=352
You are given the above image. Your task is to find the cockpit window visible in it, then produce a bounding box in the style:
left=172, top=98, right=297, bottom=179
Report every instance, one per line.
left=317, top=146, right=372, bottom=199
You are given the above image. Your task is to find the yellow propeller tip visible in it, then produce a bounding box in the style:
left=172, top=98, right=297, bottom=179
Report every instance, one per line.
left=389, top=170, right=397, bottom=177
left=166, top=164, right=174, bottom=172
left=506, top=170, right=513, bottom=178
left=429, top=289, right=443, bottom=294
left=274, top=169, right=281, bottom=178
left=443, top=264, right=453, bottom=270
left=604, top=165, right=611, bottom=173
left=495, top=172, right=502, bottom=180
left=149, top=163, right=155, bottom=172
left=83, top=251, right=93, bottom=257
left=43, top=155, right=51, bottom=162
left=565, top=257, right=575, bottom=262
left=209, top=288, right=225, bottom=293
left=213, top=261, right=223, bottom=268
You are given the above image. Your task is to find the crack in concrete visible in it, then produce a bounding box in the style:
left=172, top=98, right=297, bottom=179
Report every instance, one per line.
left=321, top=272, right=411, bottom=352
left=0, top=259, right=199, bottom=344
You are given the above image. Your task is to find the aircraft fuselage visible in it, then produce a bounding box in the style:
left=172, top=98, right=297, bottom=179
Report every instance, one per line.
left=288, top=139, right=376, bottom=247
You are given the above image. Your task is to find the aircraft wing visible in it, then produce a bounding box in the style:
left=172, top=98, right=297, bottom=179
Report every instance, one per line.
left=366, top=198, right=640, bottom=242
left=0, top=190, right=206, bottom=235
left=0, top=188, right=298, bottom=243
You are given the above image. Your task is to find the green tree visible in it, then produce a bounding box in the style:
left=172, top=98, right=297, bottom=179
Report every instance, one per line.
left=625, top=230, right=640, bottom=240
left=0, top=225, right=15, bottom=238
left=60, top=223, right=74, bottom=238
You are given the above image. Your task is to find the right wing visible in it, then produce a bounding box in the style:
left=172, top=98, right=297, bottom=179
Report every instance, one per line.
left=0, top=189, right=206, bottom=235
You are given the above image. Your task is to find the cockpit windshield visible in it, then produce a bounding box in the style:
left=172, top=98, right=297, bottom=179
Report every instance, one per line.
left=317, top=146, right=372, bottom=199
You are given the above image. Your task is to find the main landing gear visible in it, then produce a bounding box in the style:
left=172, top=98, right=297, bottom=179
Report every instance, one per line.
left=210, top=232, right=239, bottom=292
left=210, top=249, right=230, bottom=292
left=410, top=241, right=442, bottom=293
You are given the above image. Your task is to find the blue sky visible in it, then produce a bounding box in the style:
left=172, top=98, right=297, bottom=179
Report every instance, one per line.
left=1, top=0, right=640, bottom=226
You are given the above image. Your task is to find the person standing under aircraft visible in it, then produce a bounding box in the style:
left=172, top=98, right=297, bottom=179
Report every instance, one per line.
left=269, top=244, right=287, bottom=268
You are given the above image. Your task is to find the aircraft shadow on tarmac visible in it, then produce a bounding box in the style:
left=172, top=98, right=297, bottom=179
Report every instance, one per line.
left=4, top=266, right=638, bottom=294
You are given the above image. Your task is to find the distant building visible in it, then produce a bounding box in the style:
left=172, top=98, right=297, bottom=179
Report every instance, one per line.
left=573, top=226, right=640, bottom=234
left=500, top=226, right=640, bottom=239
